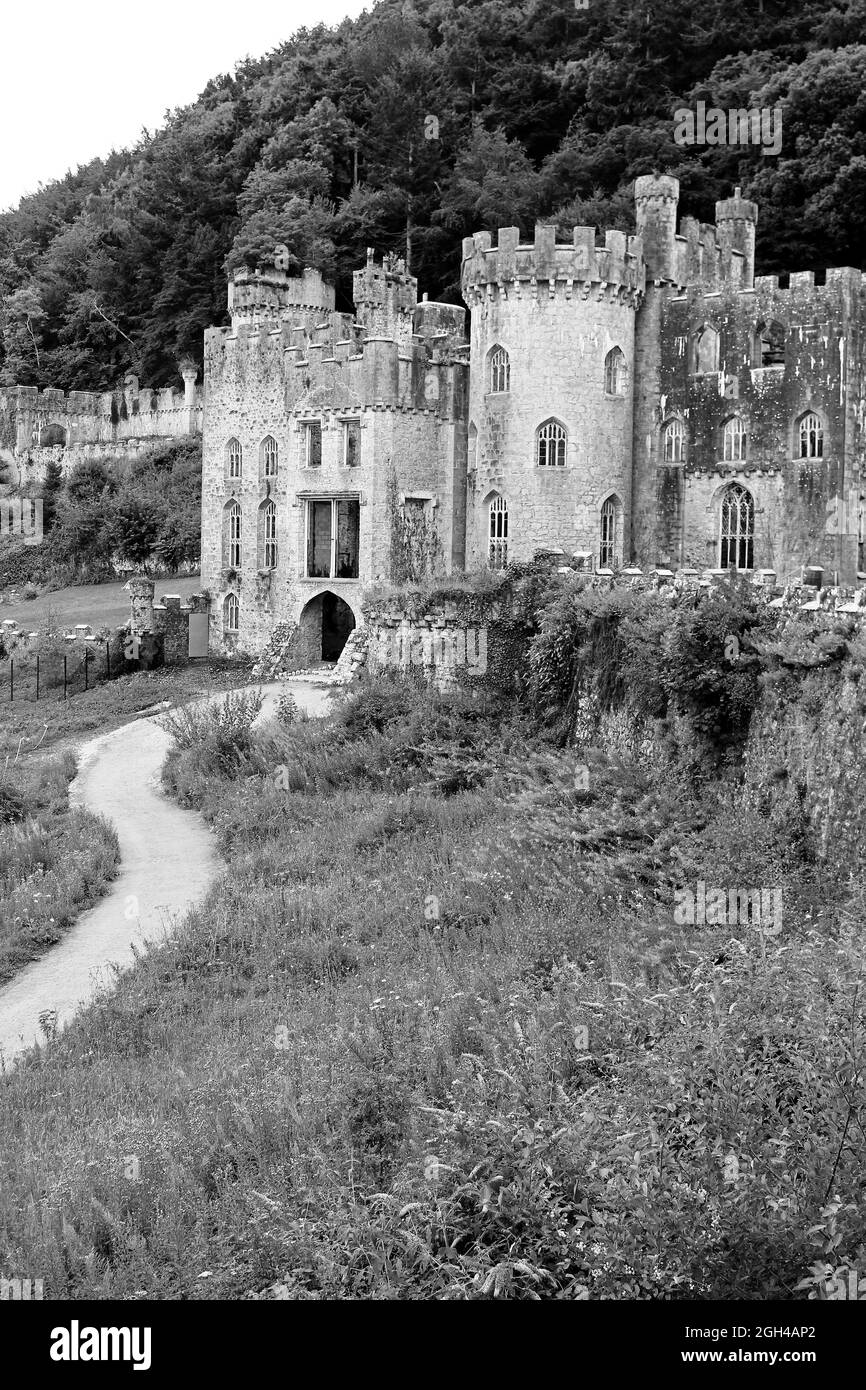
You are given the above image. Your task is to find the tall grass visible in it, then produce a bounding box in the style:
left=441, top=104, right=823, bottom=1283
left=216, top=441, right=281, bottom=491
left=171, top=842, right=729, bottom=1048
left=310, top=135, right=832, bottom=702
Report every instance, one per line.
left=0, top=672, right=862, bottom=1299
left=0, top=753, right=119, bottom=983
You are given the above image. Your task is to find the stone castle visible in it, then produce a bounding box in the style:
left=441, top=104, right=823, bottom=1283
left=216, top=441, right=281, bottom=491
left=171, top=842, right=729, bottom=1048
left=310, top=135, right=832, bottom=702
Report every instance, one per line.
left=4, top=173, right=864, bottom=666
left=199, top=174, right=865, bottom=663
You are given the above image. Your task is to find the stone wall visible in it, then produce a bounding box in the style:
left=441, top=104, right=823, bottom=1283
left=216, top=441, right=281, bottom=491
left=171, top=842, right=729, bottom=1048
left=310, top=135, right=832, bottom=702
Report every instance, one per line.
left=0, top=370, right=202, bottom=486
left=362, top=591, right=530, bottom=694
left=127, top=576, right=210, bottom=666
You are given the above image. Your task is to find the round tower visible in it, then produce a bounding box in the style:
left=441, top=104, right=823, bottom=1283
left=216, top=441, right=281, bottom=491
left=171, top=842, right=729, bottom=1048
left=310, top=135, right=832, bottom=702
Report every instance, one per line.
left=461, top=222, right=646, bottom=571
left=634, top=174, right=680, bottom=282
left=229, top=264, right=335, bottom=331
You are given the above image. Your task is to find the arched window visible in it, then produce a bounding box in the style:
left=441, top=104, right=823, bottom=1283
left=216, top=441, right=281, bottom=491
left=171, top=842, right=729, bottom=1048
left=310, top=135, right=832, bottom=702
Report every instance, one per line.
left=798, top=412, right=824, bottom=459
left=604, top=347, right=628, bottom=396
left=259, top=499, right=277, bottom=570
left=754, top=320, right=785, bottom=367
left=599, top=496, right=620, bottom=569
left=693, top=325, right=720, bottom=374
left=719, top=483, right=754, bottom=570
left=663, top=418, right=685, bottom=463
left=488, top=345, right=510, bottom=393
left=468, top=422, right=478, bottom=470
left=224, top=501, right=242, bottom=570
left=260, top=435, right=278, bottom=478
left=723, top=416, right=747, bottom=462
left=223, top=593, right=239, bottom=634
left=488, top=495, right=508, bottom=569
left=226, top=437, right=242, bottom=481
left=536, top=418, right=567, bottom=467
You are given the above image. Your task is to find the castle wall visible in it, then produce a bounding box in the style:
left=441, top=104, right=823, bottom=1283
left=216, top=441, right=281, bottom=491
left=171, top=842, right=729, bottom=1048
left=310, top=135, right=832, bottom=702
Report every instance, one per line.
left=652, top=268, right=863, bottom=582
left=0, top=376, right=202, bottom=485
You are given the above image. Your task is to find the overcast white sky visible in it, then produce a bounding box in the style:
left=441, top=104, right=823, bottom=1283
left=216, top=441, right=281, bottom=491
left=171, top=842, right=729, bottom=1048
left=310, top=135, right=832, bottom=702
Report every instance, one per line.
left=1, top=0, right=371, bottom=213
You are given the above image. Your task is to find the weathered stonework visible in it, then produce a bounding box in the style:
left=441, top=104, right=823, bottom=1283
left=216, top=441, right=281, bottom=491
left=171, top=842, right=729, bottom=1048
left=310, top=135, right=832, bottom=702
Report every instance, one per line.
left=201, top=252, right=468, bottom=658
left=197, top=178, right=865, bottom=660
left=0, top=370, right=202, bottom=487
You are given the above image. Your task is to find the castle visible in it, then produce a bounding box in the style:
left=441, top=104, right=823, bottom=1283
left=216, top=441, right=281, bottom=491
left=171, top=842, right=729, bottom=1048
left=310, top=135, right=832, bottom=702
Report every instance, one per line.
left=5, top=173, right=864, bottom=666
left=198, top=174, right=865, bottom=662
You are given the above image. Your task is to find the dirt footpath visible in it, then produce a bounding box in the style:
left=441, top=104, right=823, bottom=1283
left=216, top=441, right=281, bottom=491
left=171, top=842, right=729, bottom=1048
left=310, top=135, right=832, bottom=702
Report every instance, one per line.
left=0, top=680, right=334, bottom=1067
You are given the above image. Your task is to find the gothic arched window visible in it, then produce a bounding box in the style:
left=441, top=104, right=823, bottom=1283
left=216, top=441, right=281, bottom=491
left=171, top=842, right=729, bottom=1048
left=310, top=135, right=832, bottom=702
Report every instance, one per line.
left=223, top=592, right=239, bottom=633
left=693, top=325, right=720, bottom=374
left=488, top=494, right=508, bottom=569
left=488, top=345, right=510, bottom=393
left=261, top=435, right=278, bottom=478
left=225, top=501, right=242, bottom=570
left=797, top=412, right=824, bottom=460
left=226, top=437, right=242, bottom=481
left=599, top=496, right=620, bottom=569
left=536, top=418, right=567, bottom=467
left=723, top=416, right=748, bottom=462
left=754, top=320, right=785, bottom=367
left=604, top=347, right=628, bottom=396
left=663, top=419, right=685, bottom=463
left=719, top=483, right=754, bottom=570
left=259, top=499, right=277, bottom=570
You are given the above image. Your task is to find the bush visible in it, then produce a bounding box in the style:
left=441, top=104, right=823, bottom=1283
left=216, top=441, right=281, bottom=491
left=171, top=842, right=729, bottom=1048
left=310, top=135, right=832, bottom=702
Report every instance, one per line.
left=160, top=688, right=263, bottom=774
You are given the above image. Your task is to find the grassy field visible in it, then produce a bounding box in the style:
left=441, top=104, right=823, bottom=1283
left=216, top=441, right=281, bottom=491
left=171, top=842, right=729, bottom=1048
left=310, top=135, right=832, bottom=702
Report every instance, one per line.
left=0, top=673, right=861, bottom=1300
left=0, top=659, right=252, bottom=759
left=0, top=575, right=203, bottom=635
left=0, top=752, right=119, bottom=986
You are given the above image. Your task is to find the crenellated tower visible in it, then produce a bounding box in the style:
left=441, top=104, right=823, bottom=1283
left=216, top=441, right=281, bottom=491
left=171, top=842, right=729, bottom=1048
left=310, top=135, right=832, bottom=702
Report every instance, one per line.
left=461, top=222, right=645, bottom=569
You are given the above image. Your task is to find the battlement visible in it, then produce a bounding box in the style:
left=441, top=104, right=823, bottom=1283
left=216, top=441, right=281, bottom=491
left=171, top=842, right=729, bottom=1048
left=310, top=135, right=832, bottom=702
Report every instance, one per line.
left=353, top=250, right=418, bottom=343
left=0, top=369, right=202, bottom=456
left=206, top=307, right=467, bottom=415
left=460, top=223, right=646, bottom=307
left=229, top=264, right=335, bottom=329
left=751, top=267, right=864, bottom=299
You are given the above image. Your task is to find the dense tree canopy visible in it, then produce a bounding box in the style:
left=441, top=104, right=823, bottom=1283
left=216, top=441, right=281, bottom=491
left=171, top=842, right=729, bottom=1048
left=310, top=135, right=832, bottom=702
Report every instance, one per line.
left=1, top=0, right=864, bottom=390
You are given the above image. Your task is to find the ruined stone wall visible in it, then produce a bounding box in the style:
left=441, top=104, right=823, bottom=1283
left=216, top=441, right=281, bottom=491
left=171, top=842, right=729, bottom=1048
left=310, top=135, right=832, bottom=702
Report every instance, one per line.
left=0, top=374, right=202, bottom=485
left=363, top=593, right=528, bottom=695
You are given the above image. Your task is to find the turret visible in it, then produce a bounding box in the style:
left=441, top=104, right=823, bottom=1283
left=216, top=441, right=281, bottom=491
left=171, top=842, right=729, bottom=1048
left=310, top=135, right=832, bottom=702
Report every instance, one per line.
left=634, top=175, right=680, bottom=282
left=228, top=263, right=335, bottom=331
left=353, top=249, right=417, bottom=345
left=715, top=187, right=758, bottom=290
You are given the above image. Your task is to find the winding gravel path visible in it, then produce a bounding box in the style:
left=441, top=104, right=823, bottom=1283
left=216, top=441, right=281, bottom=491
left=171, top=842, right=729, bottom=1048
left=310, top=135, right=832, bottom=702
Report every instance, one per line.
left=0, top=680, right=334, bottom=1067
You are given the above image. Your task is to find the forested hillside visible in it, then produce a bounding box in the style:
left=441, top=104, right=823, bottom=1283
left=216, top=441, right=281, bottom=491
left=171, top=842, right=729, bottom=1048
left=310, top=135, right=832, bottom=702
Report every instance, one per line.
left=1, top=0, right=864, bottom=391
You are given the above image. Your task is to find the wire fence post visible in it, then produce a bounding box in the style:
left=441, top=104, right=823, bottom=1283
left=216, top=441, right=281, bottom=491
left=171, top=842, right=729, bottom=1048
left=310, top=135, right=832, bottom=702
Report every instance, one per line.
left=84, top=648, right=89, bottom=692
left=36, top=655, right=39, bottom=701
left=63, top=655, right=67, bottom=701
left=9, top=658, right=13, bottom=702
left=106, top=640, right=110, bottom=680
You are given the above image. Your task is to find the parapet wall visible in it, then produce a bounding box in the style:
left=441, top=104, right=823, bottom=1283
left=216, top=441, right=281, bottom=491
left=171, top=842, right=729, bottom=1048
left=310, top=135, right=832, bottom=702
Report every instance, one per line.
left=205, top=314, right=468, bottom=416
left=229, top=265, right=335, bottom=330
left=461, top=224, right=646, bottom=307
left=0, top=372, right=202, bottom=481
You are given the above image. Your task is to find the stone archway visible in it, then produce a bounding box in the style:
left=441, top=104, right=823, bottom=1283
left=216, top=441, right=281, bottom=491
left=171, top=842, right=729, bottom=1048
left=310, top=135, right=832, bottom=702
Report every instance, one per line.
left=297, top=591, right=356, bottom=664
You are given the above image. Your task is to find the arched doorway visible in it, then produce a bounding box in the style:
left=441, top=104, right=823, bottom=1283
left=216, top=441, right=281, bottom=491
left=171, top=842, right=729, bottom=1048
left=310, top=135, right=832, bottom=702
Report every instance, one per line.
left=298, top=591, right=356, bottom=664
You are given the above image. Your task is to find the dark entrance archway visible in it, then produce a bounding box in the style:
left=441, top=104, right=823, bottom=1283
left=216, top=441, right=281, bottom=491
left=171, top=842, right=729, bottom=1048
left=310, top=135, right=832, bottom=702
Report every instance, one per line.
left=297, top=591, right=356, bottom=664
left=321, top=592, right=355, bottom=660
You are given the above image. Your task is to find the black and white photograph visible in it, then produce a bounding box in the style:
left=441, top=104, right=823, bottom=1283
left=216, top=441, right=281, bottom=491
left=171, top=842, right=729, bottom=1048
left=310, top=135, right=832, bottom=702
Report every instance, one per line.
left=0, top=0, right=864, bottom=1356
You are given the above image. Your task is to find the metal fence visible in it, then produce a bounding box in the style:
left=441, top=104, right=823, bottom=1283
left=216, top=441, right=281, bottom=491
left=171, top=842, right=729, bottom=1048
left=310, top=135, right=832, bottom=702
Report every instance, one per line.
left=3, top=641, right=114, bottom=702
